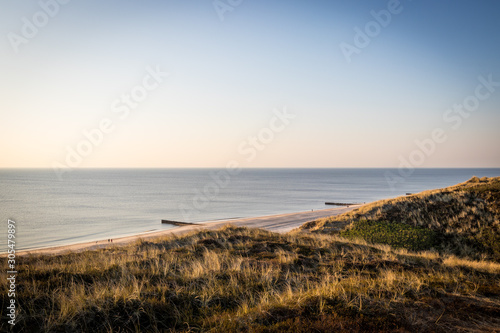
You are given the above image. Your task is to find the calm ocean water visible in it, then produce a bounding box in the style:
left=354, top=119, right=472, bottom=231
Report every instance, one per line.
left=1, top=168, right=499, bottom=251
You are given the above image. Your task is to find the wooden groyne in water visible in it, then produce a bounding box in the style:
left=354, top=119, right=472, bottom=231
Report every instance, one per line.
left=161, top=220, right=199, bottom=226
left=325, top=202, right=361, bottom=206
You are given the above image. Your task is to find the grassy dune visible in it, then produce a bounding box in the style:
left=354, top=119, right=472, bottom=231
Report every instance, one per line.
left=2, top=177, right=500, bottom=332
left=1, top=225, right=500, bottom=332
left=301, top=177, right=500, bottom=261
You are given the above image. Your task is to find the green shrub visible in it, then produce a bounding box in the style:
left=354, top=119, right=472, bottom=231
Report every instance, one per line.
left=340, top=220, right=439, bottom=252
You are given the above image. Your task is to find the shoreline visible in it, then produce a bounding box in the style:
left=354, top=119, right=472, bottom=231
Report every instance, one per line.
left=11, top=205, right=361, bottom=256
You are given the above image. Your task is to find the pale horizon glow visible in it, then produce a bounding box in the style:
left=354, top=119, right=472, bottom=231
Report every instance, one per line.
left=1, top=0, right=499, bottom=168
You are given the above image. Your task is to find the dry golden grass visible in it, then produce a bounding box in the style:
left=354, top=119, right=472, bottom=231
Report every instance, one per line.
left=1, top=225, right=499, bottom=332
left=443, top=255, right=500, bottom=274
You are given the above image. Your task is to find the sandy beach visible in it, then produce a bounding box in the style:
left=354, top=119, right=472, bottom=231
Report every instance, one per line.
left=15, top=205, right=360, bottom=256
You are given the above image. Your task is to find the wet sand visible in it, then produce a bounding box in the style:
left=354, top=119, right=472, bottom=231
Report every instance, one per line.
left=15, top=205, right=360, bottom=256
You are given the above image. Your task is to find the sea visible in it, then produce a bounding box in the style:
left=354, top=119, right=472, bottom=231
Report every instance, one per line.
left=1, top=168, right=499, bottom=251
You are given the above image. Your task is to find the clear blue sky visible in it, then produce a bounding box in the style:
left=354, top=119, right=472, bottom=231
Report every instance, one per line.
left=1, top=0, right=499, bottom=168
